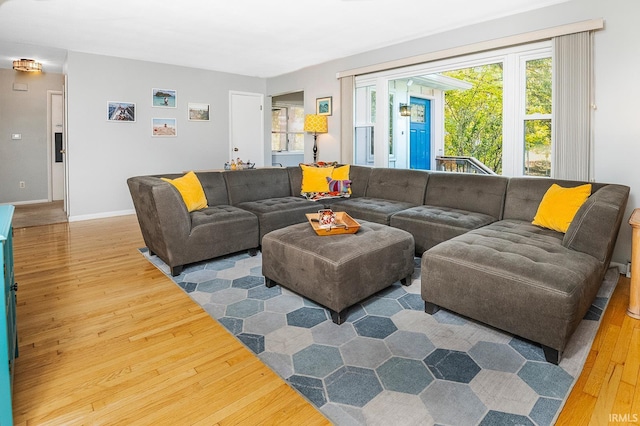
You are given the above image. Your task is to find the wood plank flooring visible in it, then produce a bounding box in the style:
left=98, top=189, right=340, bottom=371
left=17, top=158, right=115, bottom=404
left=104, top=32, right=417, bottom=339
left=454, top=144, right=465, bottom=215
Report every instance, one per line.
left=11, top=215, right=329, bottom=425
left=9, top=214, right=640, bottom=425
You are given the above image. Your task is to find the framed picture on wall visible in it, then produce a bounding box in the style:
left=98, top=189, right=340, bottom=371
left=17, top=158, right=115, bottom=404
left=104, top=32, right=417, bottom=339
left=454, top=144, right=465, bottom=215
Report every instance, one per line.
left=107, top=101, right=135, bottom=122
left=152, top=88, right=177, bottom=108
left=188, top=103, right=210, bottom=121
left=152, top=118, right=177, bottom=137
left=316, top=96, right=332, bottom=116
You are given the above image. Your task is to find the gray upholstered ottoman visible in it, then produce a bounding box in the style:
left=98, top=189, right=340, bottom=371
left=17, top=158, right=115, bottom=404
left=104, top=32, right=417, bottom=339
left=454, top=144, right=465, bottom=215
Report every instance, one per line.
left=262, top=220, right=415, bottom=324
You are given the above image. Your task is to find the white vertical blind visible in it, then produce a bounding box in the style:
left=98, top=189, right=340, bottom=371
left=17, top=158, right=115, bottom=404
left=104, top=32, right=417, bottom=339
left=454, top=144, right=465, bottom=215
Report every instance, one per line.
left=551, top=31, right=593, bottom=181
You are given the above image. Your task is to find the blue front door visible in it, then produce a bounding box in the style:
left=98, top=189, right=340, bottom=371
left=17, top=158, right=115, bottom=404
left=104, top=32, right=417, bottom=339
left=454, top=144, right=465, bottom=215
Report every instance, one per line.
left=409, top=97, right=431, bottom=170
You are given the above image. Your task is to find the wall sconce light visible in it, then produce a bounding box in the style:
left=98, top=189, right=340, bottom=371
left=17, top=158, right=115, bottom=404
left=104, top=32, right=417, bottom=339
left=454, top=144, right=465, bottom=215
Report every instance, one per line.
left=13, top=59, right=42, bottom=72
left=399, top=103, right=411, bottom=117
left=303, top=114, right=328, bottom=162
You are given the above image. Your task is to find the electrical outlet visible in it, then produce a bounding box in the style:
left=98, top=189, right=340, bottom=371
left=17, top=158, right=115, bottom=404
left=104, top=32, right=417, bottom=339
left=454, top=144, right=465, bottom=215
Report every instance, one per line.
left=19, top=181, right=25, bottom=189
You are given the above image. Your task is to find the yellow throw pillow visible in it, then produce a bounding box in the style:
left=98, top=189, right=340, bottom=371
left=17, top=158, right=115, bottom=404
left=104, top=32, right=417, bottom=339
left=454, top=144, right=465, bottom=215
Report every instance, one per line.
left=332, top=164, right=350, bottom=180
left=300, top=164, right=334, bottom=193
left=332, top=164, right=351, bottom=194
left=161, top=171, right=208, bottom=212
left=532, top=183, right=592, bottom=233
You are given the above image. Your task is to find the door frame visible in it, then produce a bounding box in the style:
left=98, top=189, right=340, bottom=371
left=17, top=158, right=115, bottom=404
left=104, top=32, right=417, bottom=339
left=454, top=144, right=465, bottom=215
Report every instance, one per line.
left=47, top=89, right=67, bottom=211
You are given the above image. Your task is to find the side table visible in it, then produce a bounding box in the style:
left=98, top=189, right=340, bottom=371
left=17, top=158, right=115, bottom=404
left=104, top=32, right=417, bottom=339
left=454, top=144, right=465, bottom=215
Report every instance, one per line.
left=628, top=208, right=640, bottom=319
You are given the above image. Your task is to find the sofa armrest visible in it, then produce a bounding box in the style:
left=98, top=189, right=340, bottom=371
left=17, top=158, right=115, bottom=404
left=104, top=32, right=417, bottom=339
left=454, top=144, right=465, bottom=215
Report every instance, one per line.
left=127, top=176, right=192, bottom=262
left=563, top=184, right=630, bottom=265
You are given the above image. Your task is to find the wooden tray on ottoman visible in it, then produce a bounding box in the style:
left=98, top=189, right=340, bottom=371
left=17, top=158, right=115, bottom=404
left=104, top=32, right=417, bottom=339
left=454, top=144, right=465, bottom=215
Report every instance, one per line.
left=306, top=212, right=360, bottom=236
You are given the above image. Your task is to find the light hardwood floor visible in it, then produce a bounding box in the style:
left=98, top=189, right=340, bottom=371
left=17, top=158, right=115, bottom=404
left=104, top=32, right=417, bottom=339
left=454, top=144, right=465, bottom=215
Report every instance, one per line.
left=9, top=214, right=639, bottom=424
left=11, top=215, right=329, bottom=425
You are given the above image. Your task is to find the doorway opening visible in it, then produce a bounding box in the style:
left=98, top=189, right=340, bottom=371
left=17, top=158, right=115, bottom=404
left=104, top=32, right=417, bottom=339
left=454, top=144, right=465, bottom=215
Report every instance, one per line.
left=47, top=89, right=67, bottom=215
left=271, top=91, right=305, bottom=167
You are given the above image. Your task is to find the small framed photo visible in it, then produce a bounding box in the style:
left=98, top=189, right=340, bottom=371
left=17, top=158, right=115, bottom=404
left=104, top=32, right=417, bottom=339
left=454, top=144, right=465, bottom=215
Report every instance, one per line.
left=152, top=118, right=177, bottom=137
left=188, top=103, right=210, bottom=121
left=316, top=96, right=332, bottom=116
left=107, top=101, right=135, bottom=122
left=152, top=88, right=177, bottom=108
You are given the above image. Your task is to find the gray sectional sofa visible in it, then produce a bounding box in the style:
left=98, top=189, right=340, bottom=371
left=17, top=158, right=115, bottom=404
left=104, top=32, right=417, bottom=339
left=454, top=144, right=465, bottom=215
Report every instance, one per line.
left=127, top=165, right=629, bottom=364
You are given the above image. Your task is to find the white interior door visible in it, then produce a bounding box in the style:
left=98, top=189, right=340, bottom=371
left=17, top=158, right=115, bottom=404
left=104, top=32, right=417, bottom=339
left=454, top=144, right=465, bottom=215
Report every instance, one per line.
left=50, top=91, right=65, bottom=201
left=229, top=91, right=264, bottom=167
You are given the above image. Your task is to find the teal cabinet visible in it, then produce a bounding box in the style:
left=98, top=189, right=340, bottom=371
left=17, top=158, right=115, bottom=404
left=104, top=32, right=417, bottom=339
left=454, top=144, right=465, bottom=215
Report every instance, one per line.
left=0, top=205, right=17, bottom=425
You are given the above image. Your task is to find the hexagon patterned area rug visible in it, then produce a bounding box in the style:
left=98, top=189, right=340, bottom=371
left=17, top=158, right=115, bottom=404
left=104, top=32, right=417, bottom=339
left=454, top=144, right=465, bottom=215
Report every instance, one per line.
left=140, top=248, right=617, bottom=426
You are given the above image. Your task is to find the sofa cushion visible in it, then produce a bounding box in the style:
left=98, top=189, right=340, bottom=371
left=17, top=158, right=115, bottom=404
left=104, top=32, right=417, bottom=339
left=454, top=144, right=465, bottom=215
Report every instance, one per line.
left=364, top=168, right=429, bottom=205
left=330, top=197, right=416, bottom=225
left=391, top=205, right=497, bottom=254
left=347, top=165, right=373, bottom=198
left=225, top=168, right=291, bottom=205
left=196, top=172, right=232, bottom=206
left=532, top=183, right=591, bottom=233
left=161, top=171, right=208, bottom=212
left=424, top=172, right=507, bottom=219
left=563, top=184, right=630, bottom=264
left=422, top=218, right=602, bottom=352
left=502, top=177, right=604, bottom=222
left=237, top=196, right=320, bottom=240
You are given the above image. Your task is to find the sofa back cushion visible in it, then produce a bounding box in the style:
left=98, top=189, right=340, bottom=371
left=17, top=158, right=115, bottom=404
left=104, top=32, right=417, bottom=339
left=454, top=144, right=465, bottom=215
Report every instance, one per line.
left=224, top=168, right=291, bottom=205
left=364, top=168, right=428, bottom=205
left=503, top=177, right=605, bottom=222
left=563, top=184, right=629, bottom=264
left=287, top=166, right=303, bottom=196
left=348, top=165, right=372, bottom=198
left=424, top=172, right=508, bottom=219
left=196, top=172, right=231, bottom=206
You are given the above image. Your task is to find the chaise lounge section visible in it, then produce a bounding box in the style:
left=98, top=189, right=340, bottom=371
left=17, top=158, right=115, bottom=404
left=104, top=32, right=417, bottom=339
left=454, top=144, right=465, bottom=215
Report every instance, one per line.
left=421, top=178, right=629, bottom=363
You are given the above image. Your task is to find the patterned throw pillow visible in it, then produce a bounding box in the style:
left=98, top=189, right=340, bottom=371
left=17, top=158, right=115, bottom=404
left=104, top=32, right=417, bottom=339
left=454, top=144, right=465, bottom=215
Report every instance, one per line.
left=326, top=178, right=352, bottom=194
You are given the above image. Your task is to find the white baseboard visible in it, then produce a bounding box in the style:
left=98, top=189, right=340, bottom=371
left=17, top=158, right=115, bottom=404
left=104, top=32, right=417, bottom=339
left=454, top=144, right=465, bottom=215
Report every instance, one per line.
left=610, top=261, right=627, bottom=276
left=68, top=209, right=135, bottom=222
left=1, top=199, right=49, bottom=206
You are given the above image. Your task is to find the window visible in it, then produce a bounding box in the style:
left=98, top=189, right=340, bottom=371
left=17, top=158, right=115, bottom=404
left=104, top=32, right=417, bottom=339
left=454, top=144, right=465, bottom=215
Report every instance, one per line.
left=271, top=104, right=304, bottom=152
left=353, top=41, right=552, bottom=176
left=354, top=84, right=396, bottom=166
left=523, top=57, right=552, bottom=176
left=354, top=85, right=376, bottom=164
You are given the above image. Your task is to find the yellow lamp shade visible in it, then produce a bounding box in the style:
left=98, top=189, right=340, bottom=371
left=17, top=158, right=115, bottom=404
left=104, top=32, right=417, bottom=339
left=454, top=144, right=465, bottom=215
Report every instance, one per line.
left=304, top=114, right=328, bottom=133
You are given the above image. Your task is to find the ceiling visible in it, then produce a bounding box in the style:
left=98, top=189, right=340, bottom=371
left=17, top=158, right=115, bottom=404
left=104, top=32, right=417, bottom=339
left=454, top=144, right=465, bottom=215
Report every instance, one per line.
left=0, top=0, right=568, bottom=78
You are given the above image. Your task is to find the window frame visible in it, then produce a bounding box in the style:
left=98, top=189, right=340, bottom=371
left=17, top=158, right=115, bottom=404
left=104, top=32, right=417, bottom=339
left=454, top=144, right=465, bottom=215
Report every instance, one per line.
left=271, top=103, right=305, bottom=153
left=354, top=41, right=552, bottom=176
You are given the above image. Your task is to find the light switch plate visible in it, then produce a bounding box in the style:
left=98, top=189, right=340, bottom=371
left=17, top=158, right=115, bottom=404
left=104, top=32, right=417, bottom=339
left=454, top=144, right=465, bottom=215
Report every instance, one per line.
left=11, top=134, right=21, bottom=140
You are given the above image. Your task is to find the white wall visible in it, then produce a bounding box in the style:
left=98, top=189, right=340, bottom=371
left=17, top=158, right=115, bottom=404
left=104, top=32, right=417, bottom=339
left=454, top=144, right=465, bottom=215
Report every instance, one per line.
left=65, top=51, right=265, bottom=220
left=267, top=0, right=640, bottom=264
left=0, top=69, right=64, bottom=204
